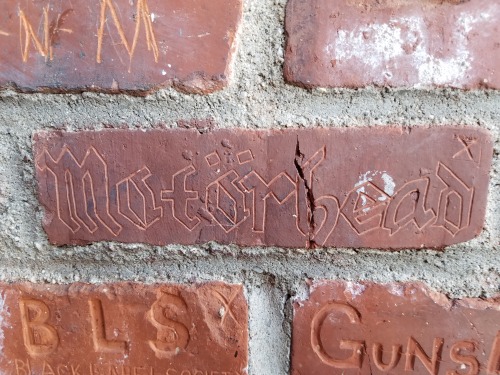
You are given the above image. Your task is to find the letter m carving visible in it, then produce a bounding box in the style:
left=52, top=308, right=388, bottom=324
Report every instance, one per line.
left=97, top=0, right=159, bottom=67
left=36, top=146, right=122, bottom=236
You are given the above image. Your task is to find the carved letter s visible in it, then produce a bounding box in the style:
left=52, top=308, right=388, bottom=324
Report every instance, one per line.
left=147, top=292, right=190, bottom=358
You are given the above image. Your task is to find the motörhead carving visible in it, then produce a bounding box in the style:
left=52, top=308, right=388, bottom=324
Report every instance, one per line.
left=33, top=127, right=492, bottom=249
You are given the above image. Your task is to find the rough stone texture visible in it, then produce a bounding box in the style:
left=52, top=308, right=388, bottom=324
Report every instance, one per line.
left=292, top=281, right=500, bottom=375
left=285, top=0, right=500, bottom=89
left=0, top=0, right=498, bottom=374
left=0, top=282, right=248, bottom=374
left=0, top=0, right=242, bottom=94
left=34, top=127, right=492, bottom=249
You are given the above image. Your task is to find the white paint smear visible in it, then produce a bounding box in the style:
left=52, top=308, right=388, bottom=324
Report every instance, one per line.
left=381, top=173, right=395, bottom=197
left=354, top=171, right=396, bottom=207
left=387, top=283, right=405, bottom=297
left=354, top=171, right=373, bottom=209
left=327, top=5, right=498, bottom=86
left=345, top=282, right=366, bottom=298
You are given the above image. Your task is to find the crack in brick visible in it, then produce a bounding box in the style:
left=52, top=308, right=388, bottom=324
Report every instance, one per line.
left=294, top=137, right=317, bottom=249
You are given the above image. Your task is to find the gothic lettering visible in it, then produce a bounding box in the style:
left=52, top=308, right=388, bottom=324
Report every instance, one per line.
left=239, top=171, right=295, bottom=232
left=36, top=147, right=122, bottom=236
left=384, top=178, right=435, bottom=235
left=161, top=165, right=200, bottom=231
left=206, top=171, right=249, bottom=232
left=117, top=167, right=163, bottom=229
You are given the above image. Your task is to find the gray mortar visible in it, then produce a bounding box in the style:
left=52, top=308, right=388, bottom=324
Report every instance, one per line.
left=0, top=0, right=499, bottom=374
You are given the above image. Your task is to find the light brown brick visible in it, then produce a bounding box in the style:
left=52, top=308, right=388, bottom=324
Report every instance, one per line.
left=292, top=281, right=500, bottom=375
left=0, top=282, right=248, bottom=374
left=0, top=0, right=242, bottom=94
left=285, top=0, right=500, bottom=89
left=33, top=127, right=492, bottom=249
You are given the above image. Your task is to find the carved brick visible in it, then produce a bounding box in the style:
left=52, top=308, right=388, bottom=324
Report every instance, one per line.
left=0, top=0, right=242, bottom=94
left=292, top=281, right=500, bottom=375
left=33, top=127, right=492, bottom=249
left=285, top=0, right=500, bottom=89
left=0, top=282, right=248, bottom=374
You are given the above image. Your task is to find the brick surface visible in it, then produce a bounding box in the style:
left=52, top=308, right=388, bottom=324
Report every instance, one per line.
left=292, top=281, right=500, bottom=375
left=0, top=0, right=242, bottom=94
left=285, top=0, right=500, bottom=89
left=33, top=127, right=492, bottom=249
left=0, top=282, right=248, bottom=375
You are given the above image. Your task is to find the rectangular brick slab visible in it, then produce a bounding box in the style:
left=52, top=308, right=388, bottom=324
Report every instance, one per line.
left=292, top=281, right=500, bottom=375
left=0, top=0, right=242, bottom=94
left=0, top=282, right=248, bottom=375
left=285, top=0, right=500, bottom=89
left=33, top=127, right=492, bottom=249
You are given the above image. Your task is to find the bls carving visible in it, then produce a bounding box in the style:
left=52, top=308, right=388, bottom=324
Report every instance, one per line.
left=36, top=139, right=478, bottom=245
left=19, top=294, right=192, bottom=359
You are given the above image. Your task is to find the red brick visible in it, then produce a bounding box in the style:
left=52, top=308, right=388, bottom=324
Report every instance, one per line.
left=285, top=0, right=500, bottom=89
left=292, top=281, right=500, bottom=375
left=33, top=127, right=492, bottom=249
left=0, top=0, right=242, bottom=94
left=0, top=282, right=248, bottom=374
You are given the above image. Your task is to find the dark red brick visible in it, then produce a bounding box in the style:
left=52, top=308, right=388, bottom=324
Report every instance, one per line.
left=292, top=281, right=500, bottom=375
left=0, top=0, right=242, bottom=94
left=285, top=0, right=500, bottom=89
left=33, top=127, right=492, bottom=249
left=0, top=282, right=248, bottom=374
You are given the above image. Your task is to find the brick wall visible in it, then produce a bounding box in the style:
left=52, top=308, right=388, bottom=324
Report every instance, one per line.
left=0, top=1, right=499, bottom=374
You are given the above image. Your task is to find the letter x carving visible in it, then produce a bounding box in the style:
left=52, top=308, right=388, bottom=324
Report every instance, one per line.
left=213, top=289, right=239, bottom=326
left=453, top=137, right=478, bottom=161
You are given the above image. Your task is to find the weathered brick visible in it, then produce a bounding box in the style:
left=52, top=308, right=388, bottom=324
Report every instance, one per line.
left=33, top=127, right=492, bottom=249
left=285, top=0, right=500, bottom=89
left=0, top=0, right=242, bottom=94
left=0, top=282, right=248, bottom=374
left=292, top=281, right=500, bottom=375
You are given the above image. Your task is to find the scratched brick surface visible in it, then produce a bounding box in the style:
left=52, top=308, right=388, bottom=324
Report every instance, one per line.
left=33, top=127, right=492, bottom=249
left=285, top=0, right=500, bottom=89
left=0, top=0, right=242, bottom=94
left=292, top=281, right=500, bottom=375
left=0, top=282, right=248, bottom=375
